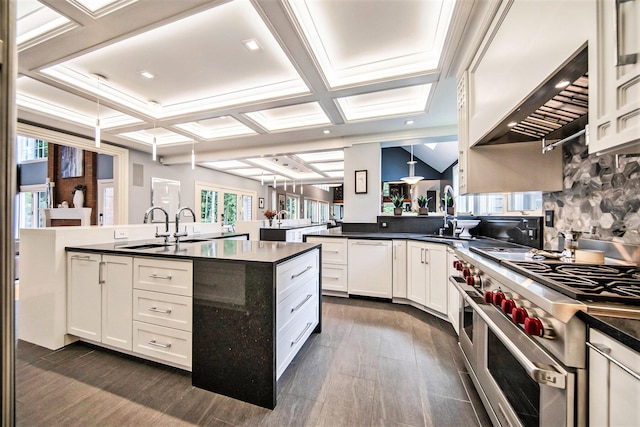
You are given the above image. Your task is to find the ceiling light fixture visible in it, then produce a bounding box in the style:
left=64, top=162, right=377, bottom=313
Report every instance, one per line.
left=150, top=101, right=158, bottom=161
left=242, top=39, right=261, bottom=51
left=401, top=145, right=424, bottom=186
left=424, top=143, right=437, bottom=150
left=405, top=120, right=415, bottom=125
left=301, top=183, right=303, bottom=194
left=293, top=179, right=296, bottom=192
left=261, top=172, right=264, bottom=186
left=284, top=178, right=287, bottom=191
left=555, top=80, right=570, bottom=88
left=140, top=70, right=154, bottom=79
left=508, top=122, right=518, bottom=127
left=273, top=175, right=276, bottom=188
left=92, top=73, right=106, bottom=148
left=323, top=129, right=330, bottom=134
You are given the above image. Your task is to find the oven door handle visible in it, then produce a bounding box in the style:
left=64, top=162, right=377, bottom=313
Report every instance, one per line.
left=463, top=291, right=568, bottom=390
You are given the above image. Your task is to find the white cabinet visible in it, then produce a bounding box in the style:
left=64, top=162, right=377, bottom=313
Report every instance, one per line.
left=588, top=329, right=640, bottom=426
left=275, top=249, right=319, bottom=379
left=446, top=248, right=460, bottom=335
left=589, top=0, right=640, bottom=154
left=305, top=237, right=348, bottom=295
left=132, top=257, right=193, bottom=369
left=392, top=240, right=407, bottom=298
left=347, top=240, right=392, bottom=298
left=407, top=242, right=448, bottom=315
left=67, top=252, right=133, bottom=351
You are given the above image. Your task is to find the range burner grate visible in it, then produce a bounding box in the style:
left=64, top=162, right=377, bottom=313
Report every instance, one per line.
left=504, top=261, right=640, bottom=304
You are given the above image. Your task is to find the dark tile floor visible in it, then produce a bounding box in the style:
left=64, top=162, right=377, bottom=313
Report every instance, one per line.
left=16, top=296, right=491, bottom=426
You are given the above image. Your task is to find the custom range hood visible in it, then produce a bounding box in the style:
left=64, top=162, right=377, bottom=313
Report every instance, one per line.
left=475, top=48, right=588, bottom=147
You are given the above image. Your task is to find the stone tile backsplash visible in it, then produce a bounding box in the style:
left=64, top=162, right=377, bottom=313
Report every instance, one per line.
left=543, top=136, right=640, bottom=250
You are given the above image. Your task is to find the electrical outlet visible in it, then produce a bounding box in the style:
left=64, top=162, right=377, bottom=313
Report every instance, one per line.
left=114, top=229, right=128, bottom=239
left=544, top=210, right=554, bottom=227
left=381, top=222, right=388, bottom=228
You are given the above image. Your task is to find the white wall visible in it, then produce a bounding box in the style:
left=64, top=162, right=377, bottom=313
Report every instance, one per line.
left=344, top=143, right=381, bottom=223
left=128, top=149, right=268, bottom=224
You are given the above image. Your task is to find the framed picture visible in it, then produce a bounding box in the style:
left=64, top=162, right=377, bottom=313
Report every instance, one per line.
left=278, top=194, right=286, bottom=211
left=60, top=146, right=84, bottom=178
left=258, top=197, right=264, bottom=209
left=355, top=170, right=367, bottom=194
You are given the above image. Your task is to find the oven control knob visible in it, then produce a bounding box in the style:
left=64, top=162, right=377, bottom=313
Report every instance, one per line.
left=483, top=291, right=494, bottom=304
left=501, top=299, right=515, bottom=315
left=462, top=267, right=471, bottom=278
left=466, top=275, right=475, bottom=286
left=512, top=307, right=528, bottom=324
left=453, top=260, right=462, bottom=270
left=492, top=292, right=505, bottom=306
left=524, top=317, right=544, bottom=337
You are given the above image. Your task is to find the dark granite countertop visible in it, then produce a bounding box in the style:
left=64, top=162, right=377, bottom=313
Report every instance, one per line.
left=67, top=235, right=320, bottom=264
left=302, top=229, right=522, bottom=249
left=577, top=311, right=640, bottom=353
left=260, top=223, right=329, bottom=231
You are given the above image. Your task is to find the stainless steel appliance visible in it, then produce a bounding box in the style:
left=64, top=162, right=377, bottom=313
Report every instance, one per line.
left=452, top=246, right=590, bottom=427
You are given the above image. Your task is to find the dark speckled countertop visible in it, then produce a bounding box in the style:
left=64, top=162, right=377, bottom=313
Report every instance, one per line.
left=66, top=234, right=320, bottom=264
left=577, top=311, right=640, bottom=353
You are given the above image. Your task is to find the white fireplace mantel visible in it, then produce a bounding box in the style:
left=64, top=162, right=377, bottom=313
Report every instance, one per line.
left=42, top=208, right=92, bottom=226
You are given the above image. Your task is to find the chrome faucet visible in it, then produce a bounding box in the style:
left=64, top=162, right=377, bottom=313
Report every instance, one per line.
left=277, top=210, right=288, bottom=228
left=143, top=206, right=171, bottom=243
left=174, top=206, right=196, bottom=243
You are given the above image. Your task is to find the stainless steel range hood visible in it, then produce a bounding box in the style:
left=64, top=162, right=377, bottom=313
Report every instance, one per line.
left=475, top=48, right=588, bottom=146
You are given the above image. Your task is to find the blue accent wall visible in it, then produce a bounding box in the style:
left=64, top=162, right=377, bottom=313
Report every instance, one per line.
left=381, top=147, right=443, bottom=182
left=441, top=160, right=458, bottom=182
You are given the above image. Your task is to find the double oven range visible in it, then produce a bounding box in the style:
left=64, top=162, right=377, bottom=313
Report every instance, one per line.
left=451, top=245, right=640, bottom=427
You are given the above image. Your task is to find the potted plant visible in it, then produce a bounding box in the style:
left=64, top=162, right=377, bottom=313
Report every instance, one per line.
left=445, top=195, right=454, bottom=215
left=391, top=194, right=404, bottom=216
left=71, top=184, right=86, bottom=208
left=417, top=195, right=431, bottom=215
left=264, top=209, right=277, bottom=227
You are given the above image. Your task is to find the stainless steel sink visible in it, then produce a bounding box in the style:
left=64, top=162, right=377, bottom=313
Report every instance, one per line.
left=121, top=243, right=175, bottom=250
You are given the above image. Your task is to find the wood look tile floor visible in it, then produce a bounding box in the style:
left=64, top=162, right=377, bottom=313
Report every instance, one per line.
left=16, top=297, right=491, bottom=427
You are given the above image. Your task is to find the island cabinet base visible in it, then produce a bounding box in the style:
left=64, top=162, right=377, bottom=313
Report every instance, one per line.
left=192, top=248, right=321, bottom=409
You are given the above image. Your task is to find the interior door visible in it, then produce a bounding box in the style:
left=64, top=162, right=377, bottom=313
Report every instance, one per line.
left=97, top=179, right=114, bottom=226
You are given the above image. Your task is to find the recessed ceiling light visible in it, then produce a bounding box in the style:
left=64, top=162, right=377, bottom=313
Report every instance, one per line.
left=140, top=70, right=155, bottom=79
left=424, top=143, right=437, bottom=150
left=508, top=122, right=518, bottom=127
left=323, top=129, right=330, bottom=134
left=242, top=39, right=261, bottom=51
left=555, top=80, right=570, bottom=89
left=405, top=120, right=415, bottom=125
left=219, top=115, right=228, bottom=119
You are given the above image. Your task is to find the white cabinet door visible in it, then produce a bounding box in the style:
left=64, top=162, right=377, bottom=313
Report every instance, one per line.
left=407, top=242, right=426, bottom=305
left=347, top=240, right=392, bottom=298
left=67, top=252, right=102, bottom=341
left=425, top=243, right=447, bottom=315
left=101, top=255, right=133, bottom=351
left=392, top=240, right=407, bottom=298
left=589, top=0, right=640, bottom=153
left=588, top=329, right=640, bottom=426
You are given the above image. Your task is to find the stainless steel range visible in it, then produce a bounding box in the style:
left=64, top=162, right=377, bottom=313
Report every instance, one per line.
left=452, top=242, right=640, bottom=427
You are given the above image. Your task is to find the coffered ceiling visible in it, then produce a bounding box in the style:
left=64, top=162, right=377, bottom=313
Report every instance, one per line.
left=17, top=0, right=478, bottom=183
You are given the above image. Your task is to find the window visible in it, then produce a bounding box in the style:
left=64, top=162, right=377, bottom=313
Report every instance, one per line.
left=195, top=182, right=256, bottom=226
left=286, top=194, right=299, bottom=219
left=508, top=192, right=542, bottom=211
left=15, top=190, right=47, bottom=238
left=304, top=199, right=318, bottom=222
left=319, top=201, right=329, bottom=222
left=17, top=135, right=48, bottom=163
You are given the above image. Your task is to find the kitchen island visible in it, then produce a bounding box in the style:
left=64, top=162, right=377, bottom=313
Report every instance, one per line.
left=65, top=239, right=322, bottom=409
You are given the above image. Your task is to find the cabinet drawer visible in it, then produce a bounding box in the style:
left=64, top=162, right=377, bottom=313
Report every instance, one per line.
left=276, top=250, right=319, bottom=303
left=276, top=277, right=318, bottom=333
left=276, top=301, right=318, bottom=379
left=322, top=264, right=347, bottom=292
left=133, top=290, right=192, bottom=332
left=132, top=321, right=192, bottom=368
left=307, top=238, right=347, bottom=264
left=134, top=258, right=193, bottom=296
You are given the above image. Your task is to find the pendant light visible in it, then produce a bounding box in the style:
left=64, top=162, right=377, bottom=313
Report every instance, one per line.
left=401, top=145, right=424, bottom=185
left=191, top=142, right=195, bottom=170
left=293, top=179, right=296, bottom=192
left=150, top=101, right=158, bottom=161
left=273, top=175, right=276, bottom=188
left=93, top=74, right=105, bottom=148
left=261, top=172, right=264, bottom=186
left=284, top=178, right=287, bottom=191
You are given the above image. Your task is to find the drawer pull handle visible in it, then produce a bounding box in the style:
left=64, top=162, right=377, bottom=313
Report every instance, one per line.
left=149, top=273, right=172, bottom=280
left=325, top=250, right=339, bottom=253
left=71, top=255, right=91, bottom=260
left=148, top=307, right=172, bottom=314
left=325, top=276, right=339, bottom=280
left=291, top=265, right=312, bottom=280
left=291, top=322, right=313, bottom=347
left=587, top=342, right=640, bottom=381
left=148, top=340, right=172, bottom=349
left=291, top=294, right=313, bottom=313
